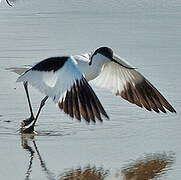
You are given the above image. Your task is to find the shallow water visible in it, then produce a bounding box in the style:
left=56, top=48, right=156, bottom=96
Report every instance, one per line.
left=0, top=0, right=181, bottom=179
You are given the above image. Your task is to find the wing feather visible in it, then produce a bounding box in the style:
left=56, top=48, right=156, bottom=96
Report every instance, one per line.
left=93, top=58, right=176, bottom=113
left=59, top=78, right=109, bottom=123
left=17, top=57, right=109, bottom=122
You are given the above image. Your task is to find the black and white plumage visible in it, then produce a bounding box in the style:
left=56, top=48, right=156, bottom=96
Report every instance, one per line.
left=11, top=46, right=176, bottom=132
left=87, top=47, right=176, bottom=113
left=17, top=56, right=109, bottom=133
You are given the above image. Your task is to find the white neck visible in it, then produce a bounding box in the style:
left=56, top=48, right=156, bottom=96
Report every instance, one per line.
left=75, top=54, right=109, bottom=81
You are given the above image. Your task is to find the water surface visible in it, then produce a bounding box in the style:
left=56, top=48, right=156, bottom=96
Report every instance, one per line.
left=0, top=0, right=181, bottom=179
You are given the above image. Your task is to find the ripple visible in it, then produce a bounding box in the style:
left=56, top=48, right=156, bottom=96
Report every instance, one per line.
left=3, top=120, right=11, bottom=123
left=19, top=129, right=77, bottom=137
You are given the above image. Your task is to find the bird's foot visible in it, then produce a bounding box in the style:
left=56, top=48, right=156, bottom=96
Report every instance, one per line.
left=22, top=115, right=35, bottom=127
left=21, top=124, right=35, bottom=134
left=21, top=116, right=36, bottom=134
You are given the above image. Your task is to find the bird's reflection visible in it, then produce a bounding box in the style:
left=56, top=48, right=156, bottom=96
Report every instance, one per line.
left=21, top=135, right=56, bottom=180
left=21, top=136, right=35, bottom=180
left=59, top=166, right=109, bottom=180
left=21, top=136, right=175, bottom=180
left=58, top=152, right=175, bottom=180
left=120, top=152, right=175, bottom=180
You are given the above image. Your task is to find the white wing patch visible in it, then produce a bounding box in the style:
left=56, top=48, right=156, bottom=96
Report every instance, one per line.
left=93, top=62, right=142, bottom=95
left=93, top=61, right=176, bottom=113
left=17, top=57, right=83, bottom=104
left=16, top=56, right=109, bottom=122
left=6, top=66, right=30, bottom=75
left=42, top=70, right=58, bottom=88
left=113, top=54, right=134, bottom=69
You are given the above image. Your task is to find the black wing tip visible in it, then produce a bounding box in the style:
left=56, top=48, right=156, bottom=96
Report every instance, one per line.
left=58, top=77, right=109, bottom=123
left=103, top=113, right=109, bottom=120
left=168, top=107, right=177, bottom=113
left=142, top=105, right=176, bottom=114
left=120, top=80, right=176, bottom=115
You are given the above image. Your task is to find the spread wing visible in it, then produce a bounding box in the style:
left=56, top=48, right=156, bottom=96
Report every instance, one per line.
left=6, top=66, right=31, bottom=75
left=17, top=57, right=109, bottom=122
left=93, top=54, right=176, bottom=113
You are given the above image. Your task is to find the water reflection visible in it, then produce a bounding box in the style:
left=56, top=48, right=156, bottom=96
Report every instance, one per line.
left=21, top=135, right=56, bottom=180
left=21, top=135, right=175, bottom=180
left=59, top=166, right=109, bottom=180
left=22, top=137, right=34, bottom=179
left=121, top=152, right=175, bottom=180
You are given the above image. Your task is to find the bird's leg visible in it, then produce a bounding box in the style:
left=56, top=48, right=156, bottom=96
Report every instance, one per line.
left=22, top=82, right=35, bottom=126
left=33, top=96, right=49, bottom=126
left=22, top=96, right=48, bottom=133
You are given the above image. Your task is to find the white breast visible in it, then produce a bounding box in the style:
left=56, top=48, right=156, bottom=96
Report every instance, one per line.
left=74, top=54, right=106, bottom=81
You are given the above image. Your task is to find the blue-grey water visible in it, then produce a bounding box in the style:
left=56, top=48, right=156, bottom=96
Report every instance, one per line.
left=0, top=0, right=181, bottom=179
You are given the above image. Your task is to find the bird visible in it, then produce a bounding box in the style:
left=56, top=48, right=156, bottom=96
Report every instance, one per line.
left=80, top=47, right=176, bottom=114
left=16, top=56, right=109, bottom=133
left=11, top=46, right=176, bottom=133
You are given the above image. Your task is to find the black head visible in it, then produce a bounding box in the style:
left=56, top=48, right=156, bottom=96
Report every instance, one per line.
left=89, top=47, right=113, bottom=65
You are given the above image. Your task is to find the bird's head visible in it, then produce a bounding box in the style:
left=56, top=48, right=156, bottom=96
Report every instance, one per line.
left=89, top=47, right=114, bottom=66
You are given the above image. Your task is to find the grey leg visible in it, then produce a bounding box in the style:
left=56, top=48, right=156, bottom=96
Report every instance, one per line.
left=23, top=82, right=35, bottom=126
left=23, top=96, right=48, bottom=133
